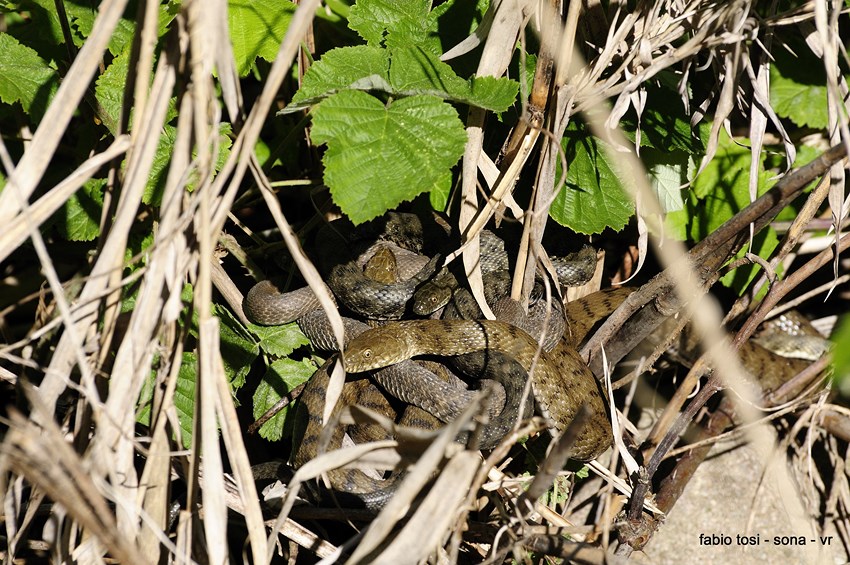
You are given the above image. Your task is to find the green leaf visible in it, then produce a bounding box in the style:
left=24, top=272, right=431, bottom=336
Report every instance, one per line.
left=667, top=130, right=769, bottom=240
left=0, top=32, right=58, bottom=118
left=289, top=45, right=391, bottom=107
left=311, top=90, right=467, bottom=224
left=691, top=131, right=771, bottom=202
left=61, top=1, right=177, bottom=55
left=620, top=77, right=705, bottom=154
left=248, top=319, right=310, bottom=357
left=770, top=46, right=829, bottom=130
left=719, top=228, right=779, bottom=292
left=137, top=352, right=200, bottom=448
left=172, top=353, right=199, bottom=447
left=94, top=50, right=130, bottom=135
left=348, top=0, right=480, bottom=57
left=388, top=46, right=472, bottom=95
left=124, top=231, right=157, bottom=270
left=549, top=124, right=634, bottom=234
left=209, top=123, right=234, bottom=185
left=663, top=203, right=689, bottom=242
left=159, top=302, right=264, bottom=447
left=514, top=52, right=537, bottom=105
left=388, top=47, right=518, bottom=112
left=285, top=46, right=518, bottom=114
left=348, top=0, right=435, bottom=51
left=56, top=178, right=104, bottom=242
left=252, top=357, right=317, bottom=441
left=665, top=130, right=778, bottom=293
left=228, top=0, right=296, bottom=76
left=69, top=5, right=129, bottom=56
left=144, top=126, right=177, bottom=205
left=215, top=304, right=261, bottom=391
left=643, top=149, right=694, bottom=214
left=832, top=315, right=850, bottom=398
left=10, top=1, right=67, bottom=48
left=185, top=301, right=259, bottom=395
left=428, top=172, right=452, bottom=211
left=144, top=123, right=233, bottom=205
left=543, top=475, right=572, bottom=506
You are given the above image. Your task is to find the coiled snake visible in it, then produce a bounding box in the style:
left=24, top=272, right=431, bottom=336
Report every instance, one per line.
left=342, top=319, right=612, bottom=460
left=244, top=212, right=830, bottom=508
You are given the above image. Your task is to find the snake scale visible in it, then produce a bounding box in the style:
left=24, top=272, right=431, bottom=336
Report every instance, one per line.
left=244, top=212, right=830, bottom=508
left=342, top=319, right=612, bottom=460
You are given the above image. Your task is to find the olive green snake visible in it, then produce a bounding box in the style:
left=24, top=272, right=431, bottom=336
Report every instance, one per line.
left=244, top=212, right=830, bottom=508
left=342, top=318, right=612, bottom=459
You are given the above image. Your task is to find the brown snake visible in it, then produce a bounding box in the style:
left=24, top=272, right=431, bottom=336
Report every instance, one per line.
left=245, top=212, right=830, bottom=508
left=283, top=239, right=540, bottom=509
left=342, top=319, right=613, bottom=461
left=283, top=285, right=829, bottom=509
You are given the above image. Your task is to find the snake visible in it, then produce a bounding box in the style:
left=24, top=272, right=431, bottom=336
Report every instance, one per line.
left=412, top=242, right=597, bottom=318
left=301, top=288, right=830, bottom=506
left=751, top=311, right=832, bottom=361
left=342, top=319, right=613, bottom=461
left=244, top=212, right=593, bottom=432
left=246, top=212, right=594, bottom=325
left=302, top=241, right=525, bottom=434
left=287, top=243, right=533, bottom=508
left=246, top=214, right=438, bottom=325
left=245, top=241, right=437, bottom=325
left=561, top=287, right=832, bottom=394
left=244, top=212, right=831, bottom=508
left=291, top=349, right=533, bottom=509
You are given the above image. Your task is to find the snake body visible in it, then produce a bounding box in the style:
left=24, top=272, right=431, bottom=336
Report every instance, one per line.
left=292, top=240, right=532, bottom=508
left=295, top=309, right=528, bottom=443
left=245, top=211, right=830, bottom=509
left=328, top=253, right=441, bottom=320
left=292, top=349, right=535, bottom=509
left=752, top=311, right=832, bottom=361
left=292, top=357, right=400, bottom=509
left=246, top=212, right=592, bottom=329
left=342, top=319, right=613, bottom=461
left=563, top=287, right=830, bottom=393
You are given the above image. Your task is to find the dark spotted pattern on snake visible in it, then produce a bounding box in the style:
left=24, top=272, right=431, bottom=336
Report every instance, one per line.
left=244, top=210, right=831, bottom=509
left=343, top=319, right=613, bottom=461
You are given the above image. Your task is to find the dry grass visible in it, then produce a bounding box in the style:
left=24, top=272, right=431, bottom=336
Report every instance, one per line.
left=1, top=1, right=848, bottom=563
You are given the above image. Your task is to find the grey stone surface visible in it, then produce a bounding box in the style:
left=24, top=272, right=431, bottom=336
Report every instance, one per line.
left=632, top=440, right=843, bottom=564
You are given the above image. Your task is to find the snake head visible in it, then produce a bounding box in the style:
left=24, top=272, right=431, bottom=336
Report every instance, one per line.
left=412, top=277, right=452, bottom=315
left=342, top=324, right=412, bottom=372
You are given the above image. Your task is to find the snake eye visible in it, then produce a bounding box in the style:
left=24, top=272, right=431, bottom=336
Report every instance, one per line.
left=362, top=349, right=372, bottom=359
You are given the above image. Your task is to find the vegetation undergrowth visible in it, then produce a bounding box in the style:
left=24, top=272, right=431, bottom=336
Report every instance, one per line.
left=0, top=0, right=849, bottom=562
